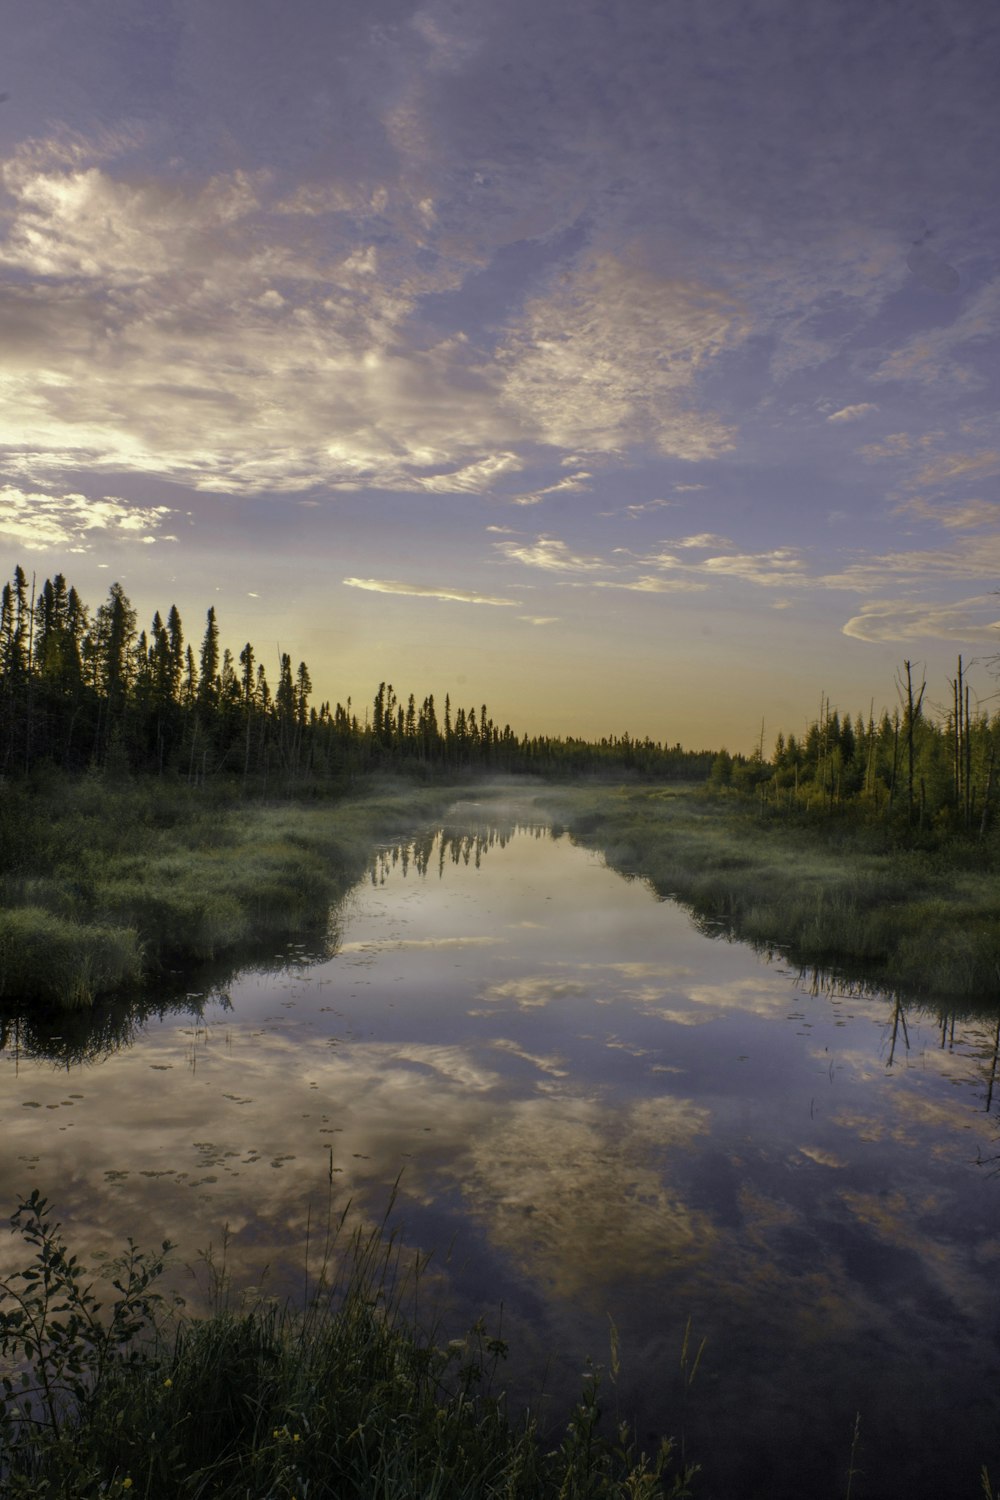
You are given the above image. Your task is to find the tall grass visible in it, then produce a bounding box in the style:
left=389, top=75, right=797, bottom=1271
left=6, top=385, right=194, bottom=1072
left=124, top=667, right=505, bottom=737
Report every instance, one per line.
left=0, top=907, right=142, bottom=1008
left=0, top=774, right=461, bottom=1008
left=545, top=784, right=1000, bottom=1001
left=0, top=1192, right=698, bottom=1499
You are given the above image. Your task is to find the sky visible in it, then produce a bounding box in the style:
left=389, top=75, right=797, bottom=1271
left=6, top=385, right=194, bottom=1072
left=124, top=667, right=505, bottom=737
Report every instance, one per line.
left=2, top=0, right=1000, bottom=752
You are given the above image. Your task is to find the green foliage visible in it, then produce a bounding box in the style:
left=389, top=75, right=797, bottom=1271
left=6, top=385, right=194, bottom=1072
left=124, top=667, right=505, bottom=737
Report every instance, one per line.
left=736, top=660, right=1000, bottom=841
left=0, top=1191, right=173, bottom=1496
left=0, top=1197, right=699, bottom=1499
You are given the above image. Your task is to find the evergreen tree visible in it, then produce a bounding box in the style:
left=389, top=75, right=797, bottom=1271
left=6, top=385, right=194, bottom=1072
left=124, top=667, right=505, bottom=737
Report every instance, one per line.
left=197, top=607, right=220, bottom=717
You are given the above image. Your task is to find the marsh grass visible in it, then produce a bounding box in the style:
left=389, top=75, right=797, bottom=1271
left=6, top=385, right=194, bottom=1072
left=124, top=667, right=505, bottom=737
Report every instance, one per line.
left=0, top=908, right=143, bottom=1008
left=545, top=785, right=1000, bottom=1001
left=0, top=775, right=461, bottom=1008
left=0, top=1192, right=699, bottom=1499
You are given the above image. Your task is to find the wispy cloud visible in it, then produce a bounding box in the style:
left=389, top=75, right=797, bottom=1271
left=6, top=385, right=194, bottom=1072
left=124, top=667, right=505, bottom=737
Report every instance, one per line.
left=871, top=279, right=1000, bottom=392
left=910, top=449, right=1000, bottom=490
left=892, top=496, right=1000, bottom=530
left=859, top=433, right=915, bottom=462
left=592, top=575, right=708, bottom=593
left=622, top=498, right=676, bottom=518
left=662, top=533, right=736, bottom=550
left=818, top=537, right=1000, bottom=589
left=510, top=471, right=592, bottom=506
left=842, top=597, right=1000, bottom=644
left=827, top=403, right=879, bottom=423
left=342, top=578, right=521, bottom=606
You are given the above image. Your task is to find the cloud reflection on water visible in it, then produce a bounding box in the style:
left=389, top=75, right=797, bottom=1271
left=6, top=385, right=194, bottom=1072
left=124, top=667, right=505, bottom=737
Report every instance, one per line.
left=2, top=809, right=1000, bottom=1499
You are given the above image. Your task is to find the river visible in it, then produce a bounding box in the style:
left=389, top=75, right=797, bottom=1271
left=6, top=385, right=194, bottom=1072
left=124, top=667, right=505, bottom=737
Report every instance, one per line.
left=2, top=790, right=999, bottom=1498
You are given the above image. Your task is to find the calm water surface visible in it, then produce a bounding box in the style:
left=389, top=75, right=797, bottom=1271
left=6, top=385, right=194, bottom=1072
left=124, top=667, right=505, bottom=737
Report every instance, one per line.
left=2, top=792, right=999, bottom=1498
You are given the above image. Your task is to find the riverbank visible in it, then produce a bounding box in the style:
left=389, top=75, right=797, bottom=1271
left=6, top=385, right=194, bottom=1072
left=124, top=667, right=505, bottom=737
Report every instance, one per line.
left=0, top=774, right=462, bottom=1008
left=545, top=784, right=1000, bottom=1002
left=4, top=771, right=1000, bottom=1010
left=0, top=1190, right=697, bottom=1499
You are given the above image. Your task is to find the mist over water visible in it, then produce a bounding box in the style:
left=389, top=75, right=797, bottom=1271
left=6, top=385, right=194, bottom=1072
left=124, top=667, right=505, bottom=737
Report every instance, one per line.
left=2, top=790, right=999, bottom=1498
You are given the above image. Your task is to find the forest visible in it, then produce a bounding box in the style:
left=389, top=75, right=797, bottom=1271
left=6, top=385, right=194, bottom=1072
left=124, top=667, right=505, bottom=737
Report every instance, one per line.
left=0, top=565, right=715, bottom=783
left=3, top=565, right=998, bottom=829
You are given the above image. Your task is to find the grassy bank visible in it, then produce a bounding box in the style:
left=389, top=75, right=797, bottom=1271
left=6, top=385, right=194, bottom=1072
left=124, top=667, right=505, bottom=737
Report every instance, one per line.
left=0, top=1192, right=697, bottom=1499
left=0, top=773, right=462, bottom=1008
left=545, top=784, right=1000, bottom=1001
left=6, top=769, right=999, bottom=1009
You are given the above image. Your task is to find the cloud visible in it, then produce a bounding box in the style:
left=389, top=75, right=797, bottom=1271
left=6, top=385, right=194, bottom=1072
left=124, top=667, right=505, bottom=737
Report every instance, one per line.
left=413, top=452, right=523, bottom=492
left=343, top=577, right=521, bottom=606
left=592, top=575, right=708, bottom=594
left=621, top=498, right=676, bottom=518
left=827, top=403, right=879, bottom=423
left=663, top=533, right=736, bottom=550
left=0, top=486, right=175, bottom=551
left=893, top=496, right=1000, bottom=531
left=517, top=615, right=559, bottom=625
left=510, top=471, right=592, bottom=507
left=699, top=549, right=809, bottom=587
left=859, top=433, right=915, bottom=461
left=459, top=1092, right=712, bottom=1295
left=3, top=5, right=998, bottom=521
left=494, top=535, right=604, bottom=572
left=0, top=139, right=513, bottom=494
left=871, top=279, right=1000, bottom=392
left=818, top=536, right=1000, bottom=589
left=0, top=122, right=745, bottom=499
left=477, top=976, right=590, bottom=1009
left=910, top=449, right=1000, bottom=491
left=0, top=152, right=264, bottom=283
left=842, top=598, right=1000, bottom=644
left=499, top=252, right=745, bottom=459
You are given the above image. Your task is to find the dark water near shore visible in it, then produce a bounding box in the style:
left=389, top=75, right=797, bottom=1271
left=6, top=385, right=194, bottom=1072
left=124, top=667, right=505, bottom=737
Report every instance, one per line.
left=2, top=791, right=999, bottom=1498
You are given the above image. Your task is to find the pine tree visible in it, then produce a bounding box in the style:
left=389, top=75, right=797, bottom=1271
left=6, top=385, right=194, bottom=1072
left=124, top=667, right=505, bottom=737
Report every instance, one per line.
left=197, top=607, right=220, bottom=717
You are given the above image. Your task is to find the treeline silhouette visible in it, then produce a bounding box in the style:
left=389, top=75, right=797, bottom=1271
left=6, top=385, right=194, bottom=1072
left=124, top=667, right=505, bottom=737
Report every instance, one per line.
left=0, top=566, right=714, bottom=783
left=717, top=659, right=1000, bottom=836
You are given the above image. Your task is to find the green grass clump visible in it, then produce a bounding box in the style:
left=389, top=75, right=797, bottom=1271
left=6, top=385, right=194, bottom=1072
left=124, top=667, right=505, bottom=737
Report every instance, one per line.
left=0, top=775, right=462, bottom=1007
left=0, top=1192, right=698, bottom=1499
left=0, top=907, right=142, bottom=1008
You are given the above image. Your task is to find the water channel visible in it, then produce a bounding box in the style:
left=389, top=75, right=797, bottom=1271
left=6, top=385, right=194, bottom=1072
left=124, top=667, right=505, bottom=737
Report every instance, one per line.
left=2, top=790, right=1000, bottom=1497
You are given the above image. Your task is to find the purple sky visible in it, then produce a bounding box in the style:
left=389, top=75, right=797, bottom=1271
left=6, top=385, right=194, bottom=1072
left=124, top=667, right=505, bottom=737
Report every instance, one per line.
left=2, top=0, right=999, bottom=749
